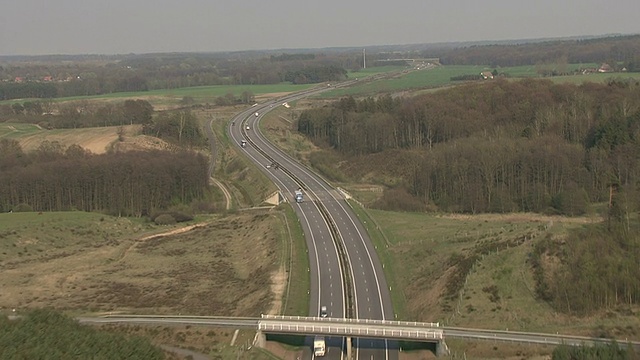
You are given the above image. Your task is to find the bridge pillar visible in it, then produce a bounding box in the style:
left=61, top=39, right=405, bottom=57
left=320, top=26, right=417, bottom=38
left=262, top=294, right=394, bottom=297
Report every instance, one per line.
left=346, top=336, right=352, bottom=359
left=436, top=340, right=449, bottom=357
left=254, top=330, right=267, bottom=349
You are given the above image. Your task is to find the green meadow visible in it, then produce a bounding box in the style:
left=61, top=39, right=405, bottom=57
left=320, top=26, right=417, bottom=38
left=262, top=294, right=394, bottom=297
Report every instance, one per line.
left=0, top=122, right=43, bottom=139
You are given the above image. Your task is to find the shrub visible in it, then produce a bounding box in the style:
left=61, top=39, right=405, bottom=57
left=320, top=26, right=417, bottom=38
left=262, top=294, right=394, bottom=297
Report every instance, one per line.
left=372, top=187, right=424, bottom=212
left=150, top=210, right=193, bottom=223
left=154, top=214, right=176, bottom=225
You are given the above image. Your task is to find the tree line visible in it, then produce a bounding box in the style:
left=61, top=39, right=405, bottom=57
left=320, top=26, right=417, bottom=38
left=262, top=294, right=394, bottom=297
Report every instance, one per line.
left=0, top=52, right=358, bottom=100
left=429, top=34, right=640, bottom=68
left=0, top=74, right=149, bottom=100
left=283, top=65, right=348, bottom=84
left=142, top=109, right=207, bottom=147
left=297, top=79, right=640, bottom=215
left=2, top=99, right=153, bottom=129
left=0, top=139, right=209, bottom=216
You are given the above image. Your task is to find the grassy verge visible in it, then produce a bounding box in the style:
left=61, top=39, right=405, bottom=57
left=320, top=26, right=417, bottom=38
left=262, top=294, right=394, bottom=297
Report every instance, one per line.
left=278, top=204, right=310, bottom=316
left=198, top=107, right=277, bottom=208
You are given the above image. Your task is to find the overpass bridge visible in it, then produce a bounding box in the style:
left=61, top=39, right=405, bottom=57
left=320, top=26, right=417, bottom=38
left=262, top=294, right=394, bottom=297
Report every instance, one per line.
left=80, top=314, right=448, bottom=357
left=256, top=314, right=447, bottom=357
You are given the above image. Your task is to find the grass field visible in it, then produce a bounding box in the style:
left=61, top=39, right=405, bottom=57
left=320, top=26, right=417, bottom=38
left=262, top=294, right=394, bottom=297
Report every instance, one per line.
left=321, top=64, right=640, bottom=98
left=351, top=206, right=640, bottom=338
left=348, top=204, right=640, bottom=358
left=0, top=209, right=300, bottom=357
left=2, top=63, right=638, bottom=108
left=323, top=65, right=479, bottom=97
left=549, top=71, right=640, bottom=84
left=347, top=65, right=408, bottom=79
left=0, top=83, right=317, bottom=108
left=0, top=211, right=284, bottom=315
left=0, top=122, right=42, bottom=139
left=0, top=121, right=126, bottom=153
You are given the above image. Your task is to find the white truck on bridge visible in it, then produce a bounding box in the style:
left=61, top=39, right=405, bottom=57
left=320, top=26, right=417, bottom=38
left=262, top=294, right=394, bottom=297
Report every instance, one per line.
left=313, top=336, right=326, bottom=357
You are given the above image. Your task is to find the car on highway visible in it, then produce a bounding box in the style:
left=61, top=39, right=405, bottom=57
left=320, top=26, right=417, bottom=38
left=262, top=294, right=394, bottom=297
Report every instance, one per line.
left=320, top=305, right=327, bottom=318
left=246, top=125, right=250, bottom=130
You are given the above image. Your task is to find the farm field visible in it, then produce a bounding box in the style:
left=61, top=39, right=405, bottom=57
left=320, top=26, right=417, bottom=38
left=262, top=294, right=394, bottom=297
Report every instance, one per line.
left=322, top=65, right=479, bottom=97
left=0, top=122, right=42, bottom=138
left=347, top=65, right=408, bottom=78
left=0, top=122, right=127, bottom=153
left=0, top=83, right=317, bottom=109
left=322, top=63, right=640, bottom=97
left=2, top=63, right=639, bottom=109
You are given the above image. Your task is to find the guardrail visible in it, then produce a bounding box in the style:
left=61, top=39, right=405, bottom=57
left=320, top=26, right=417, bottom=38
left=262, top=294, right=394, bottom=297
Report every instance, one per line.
left=258, top=321, right=443, bottom=341
left=261, top=314, right=439, bottom=327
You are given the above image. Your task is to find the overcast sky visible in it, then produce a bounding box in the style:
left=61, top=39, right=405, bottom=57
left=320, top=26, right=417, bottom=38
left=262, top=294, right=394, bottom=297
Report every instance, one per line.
left=1, top=0, right=639, bottom=56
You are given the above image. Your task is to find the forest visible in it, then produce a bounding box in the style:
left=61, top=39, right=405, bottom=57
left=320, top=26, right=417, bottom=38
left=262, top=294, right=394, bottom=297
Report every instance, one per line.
left=0, top=309, right=163, bottom=359
left=298, top=79, right=640, bottom=215
left=430, top=34, right=640, bottom=68
left=0, top=139, right=209, bottom=216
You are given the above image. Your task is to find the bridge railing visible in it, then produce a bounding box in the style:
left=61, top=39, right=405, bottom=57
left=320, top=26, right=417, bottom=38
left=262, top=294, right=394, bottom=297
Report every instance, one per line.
left=261, top=314, right=439, bottom=328
left=258, top=321, right=443, bottom=341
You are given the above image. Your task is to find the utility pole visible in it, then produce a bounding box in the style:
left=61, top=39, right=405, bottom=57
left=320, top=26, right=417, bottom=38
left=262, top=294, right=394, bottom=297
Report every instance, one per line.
left=363, top=48, right=366, bottom=69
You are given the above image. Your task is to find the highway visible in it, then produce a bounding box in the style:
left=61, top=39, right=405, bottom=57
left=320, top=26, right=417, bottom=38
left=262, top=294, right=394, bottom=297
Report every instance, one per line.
left=227, top=82, right=397, bottom=359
